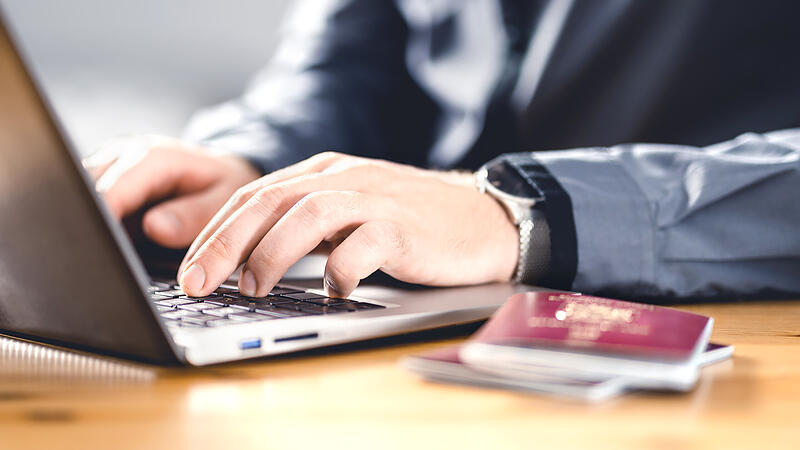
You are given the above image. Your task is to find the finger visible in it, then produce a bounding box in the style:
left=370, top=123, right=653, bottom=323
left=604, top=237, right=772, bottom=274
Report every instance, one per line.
left=177, top=152, right=357, bottom=278
left=97, top=150, right=180, bottom=218
left=98, top=147, right=216, bottom=219
left=236, top=191, right=387, bottom=297
left=84, top=134, right=178, bottom=182
left=83, top=158, right=116, bottom=181
left=254, top=151, right=349, bottom=189
left=323, top=220, right=408, bottom=298
left=178, top=169, right=378, bottom=296
left=142, top=184, right=236, bottom=249
left=177, top=151, right=347, bottom=276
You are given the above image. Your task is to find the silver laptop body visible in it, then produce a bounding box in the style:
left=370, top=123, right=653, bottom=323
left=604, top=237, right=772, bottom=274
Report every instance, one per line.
left=0, top=12, right=534, bottom=366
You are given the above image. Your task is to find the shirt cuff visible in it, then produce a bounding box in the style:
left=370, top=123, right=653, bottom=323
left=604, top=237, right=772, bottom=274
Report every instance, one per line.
left=532, top=148, right=655, bottom=295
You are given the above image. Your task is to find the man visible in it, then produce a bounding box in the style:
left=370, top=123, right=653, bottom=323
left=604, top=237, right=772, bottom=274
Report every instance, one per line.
left=88, top=0, right=800, bottom=301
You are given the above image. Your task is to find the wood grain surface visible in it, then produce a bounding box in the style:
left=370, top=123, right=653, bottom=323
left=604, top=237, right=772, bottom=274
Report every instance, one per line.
left=0, top=300, right=798, bottom=450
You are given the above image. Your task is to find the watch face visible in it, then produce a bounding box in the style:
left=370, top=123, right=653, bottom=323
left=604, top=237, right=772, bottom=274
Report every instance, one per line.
left=486, top=159, right=542, bottom=200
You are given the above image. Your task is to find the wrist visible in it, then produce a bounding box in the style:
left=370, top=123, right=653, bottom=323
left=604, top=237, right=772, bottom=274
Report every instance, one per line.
left=474, top=157, right=551, bottom=284
left=447, top=170, right=519, bottom=282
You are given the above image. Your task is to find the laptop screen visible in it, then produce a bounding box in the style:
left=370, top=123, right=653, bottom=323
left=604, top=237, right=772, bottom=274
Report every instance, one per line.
left=0, top=12, right=178, bottom=364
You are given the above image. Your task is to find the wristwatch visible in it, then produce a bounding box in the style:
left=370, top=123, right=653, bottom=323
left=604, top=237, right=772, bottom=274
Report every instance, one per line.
left=475, top=156, right=551, bottom=284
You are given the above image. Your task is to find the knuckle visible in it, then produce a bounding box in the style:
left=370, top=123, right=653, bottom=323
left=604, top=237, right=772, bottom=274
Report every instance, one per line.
left=363, top=221, right=407, bottom=255
left=249, top=185, right=286, bottom=216
left=385, top=222, right=409, bottom=256
left=229, top=186, right=253, bottom=208
left=341, top=161, right=373, bottom=175
left=230, top=179, right=273, bottom=208
left=294, top=192, right=331, bottom=223
left=323, top=158, right=374, bottom=176
left=318, top=150, right=342, bottom=160
left=294, top=190, right=361, bottom=225
left=204, top=232, right=238, bottom=261
left=338, top=190, right=362, bottom=211
left=309, top=151, right=344, bottom=167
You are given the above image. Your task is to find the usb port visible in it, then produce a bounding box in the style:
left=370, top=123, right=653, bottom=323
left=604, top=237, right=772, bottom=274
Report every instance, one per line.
left=240, top=338, right=262, bottom=350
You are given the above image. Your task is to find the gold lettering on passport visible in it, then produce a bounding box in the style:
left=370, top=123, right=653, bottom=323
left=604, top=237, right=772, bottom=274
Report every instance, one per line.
left=531, top=295, right=653, bottom=338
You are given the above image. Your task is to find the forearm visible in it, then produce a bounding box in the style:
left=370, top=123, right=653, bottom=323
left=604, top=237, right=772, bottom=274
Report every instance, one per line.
left=513, top=129, right=800, bottom=300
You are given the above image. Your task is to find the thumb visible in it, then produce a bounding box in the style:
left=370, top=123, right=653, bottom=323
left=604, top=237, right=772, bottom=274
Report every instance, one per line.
left=142, top=184, right=233, bottom=249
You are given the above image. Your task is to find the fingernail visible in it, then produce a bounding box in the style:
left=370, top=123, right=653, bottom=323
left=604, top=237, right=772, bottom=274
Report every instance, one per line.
left=240, top=269, right=257, bottom=297
left=323, top=273, right=340, bottom=298
left=180, top=263, right=206, bottom=294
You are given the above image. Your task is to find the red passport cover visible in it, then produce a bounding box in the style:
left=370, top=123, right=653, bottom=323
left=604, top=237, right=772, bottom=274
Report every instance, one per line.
left=471, top=292, right=712, bottom=361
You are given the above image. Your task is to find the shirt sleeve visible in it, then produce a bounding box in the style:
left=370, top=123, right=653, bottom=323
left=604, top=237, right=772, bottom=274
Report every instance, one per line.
left=182, top=0, right=438, bottom=174
left=515, top=129, right=800, bottom=301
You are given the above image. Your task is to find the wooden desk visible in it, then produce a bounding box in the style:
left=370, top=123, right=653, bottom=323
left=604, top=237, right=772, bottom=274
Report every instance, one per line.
left=0, top=300, right=798, bottom=450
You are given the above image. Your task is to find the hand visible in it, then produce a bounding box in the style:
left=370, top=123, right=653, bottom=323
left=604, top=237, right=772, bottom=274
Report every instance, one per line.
left=178, top=152, right=519, bottom=298
left=84, top=135, right=261, bottom=248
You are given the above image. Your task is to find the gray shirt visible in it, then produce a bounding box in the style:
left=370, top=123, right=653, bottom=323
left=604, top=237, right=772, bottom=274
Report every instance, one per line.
left=184, top=0, right=800, bottom=300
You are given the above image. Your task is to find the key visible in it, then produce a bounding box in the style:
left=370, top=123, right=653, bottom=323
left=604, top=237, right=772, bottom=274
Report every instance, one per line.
left=179, top=295, right=225, bottom=302
left=161, top=310, right=203, bottom=320
left=178, top=302, right=222, bottom=313
left=294, top=296, right=353, bottom=306
left=269, top=286, right=304, bottom=296
left=205, top=297, right=253, bottom=309
left=157, top=289, right=186, bottom=298
left=214, top=287, right=240, bottom=295
left=148, top=281, right=172, bottom=290
left=181, top=316, right=211, bottom=326
left=223, top=293, right=270, bottom=303
left=155, top=298, right=195, bottom=307
left=253, top=304, right=306, bottom=318
left=279, top=292, right=330, bottom=302
left=273, top=302, right=324, bottom=315
left=203, top=307, right=244, bottom=318
left=228, top=312, right=271, bottom=322
left=205, top=319, right=239, bottom=327
left=295, top=303, right=347, bottom=315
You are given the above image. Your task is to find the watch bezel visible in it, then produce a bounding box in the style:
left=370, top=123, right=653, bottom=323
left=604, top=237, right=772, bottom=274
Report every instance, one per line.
left=476, top=162, right=543, bottom=208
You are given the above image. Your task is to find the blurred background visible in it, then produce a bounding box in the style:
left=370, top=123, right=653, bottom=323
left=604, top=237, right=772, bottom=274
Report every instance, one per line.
left=2, top=0, right=291, bottom=156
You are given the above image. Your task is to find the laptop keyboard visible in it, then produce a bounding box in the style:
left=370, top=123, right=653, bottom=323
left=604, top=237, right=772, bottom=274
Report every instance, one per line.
left=148, top=281, right=385, bottom=329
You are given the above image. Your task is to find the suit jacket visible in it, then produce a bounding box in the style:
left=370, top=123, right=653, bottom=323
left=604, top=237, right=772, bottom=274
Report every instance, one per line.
left=184, top=0, right=800, bottom=300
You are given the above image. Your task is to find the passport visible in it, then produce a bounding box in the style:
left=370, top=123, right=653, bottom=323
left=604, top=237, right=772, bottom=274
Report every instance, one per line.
left=404, top=344, right=629, bottom=402
left=404, top=342, right=732, bottom=402
left=459, top=292, right=715, bottom=390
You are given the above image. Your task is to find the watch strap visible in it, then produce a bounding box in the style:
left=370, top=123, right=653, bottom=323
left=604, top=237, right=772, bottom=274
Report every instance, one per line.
left=514, top=210, right=550, bottom=284
left=503, top=154, right=577, bottom=289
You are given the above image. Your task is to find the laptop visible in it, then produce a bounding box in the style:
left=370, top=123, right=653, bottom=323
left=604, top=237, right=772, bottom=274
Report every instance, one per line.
left=0, top=13, right=534, bottom=366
